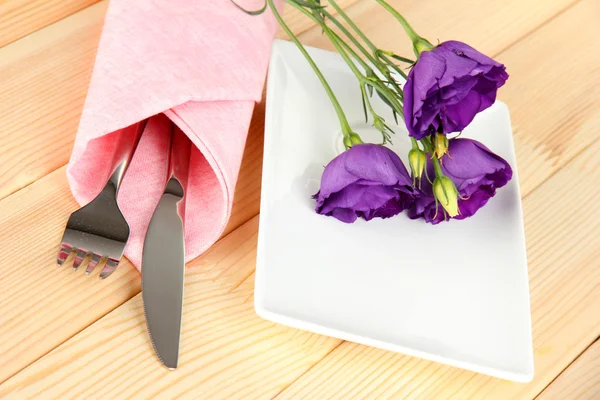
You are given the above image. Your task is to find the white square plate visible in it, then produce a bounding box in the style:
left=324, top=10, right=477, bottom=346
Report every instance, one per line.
left=255, top=39, right=533, bottom=382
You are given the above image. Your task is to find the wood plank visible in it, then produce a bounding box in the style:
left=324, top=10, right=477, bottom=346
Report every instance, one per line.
left=279, top=0, right=361, bottom=40
left=275, top=114, right=600, bottom=399
left=300, top=0, right=591, bottom=199
left=301, top=0, right=578, bottom=63
left=0, top=1, right=107, bottom=200
left=0, top=216, right=342, bottom=399
left=0, top=0, right=359, bottom=49
left=0, top=0, right=594, bottom=396
left=0, top=0, right=359, bottom=201
left=496, top=0, right=600, bottom=198
left=0, top=0, right=358, bottom=384
left=0, top=0, right=101, bottom=47
left=0, top=106, right=264, bottom=383
left=4, top=105, right=600, bottom=398
left=537, top=339, right=600, bottom=400
left=273, top=1, right=600, bottom=397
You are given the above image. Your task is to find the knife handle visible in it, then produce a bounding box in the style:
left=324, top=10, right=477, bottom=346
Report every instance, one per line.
left=170, top=127, right=191, bottom=188
left=167, top=126, right=192, bottom=221
left=108, top=119, right=148, bottom=193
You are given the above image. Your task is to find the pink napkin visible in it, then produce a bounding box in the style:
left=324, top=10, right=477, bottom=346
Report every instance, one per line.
left=67, top=0, right=279, bottom=268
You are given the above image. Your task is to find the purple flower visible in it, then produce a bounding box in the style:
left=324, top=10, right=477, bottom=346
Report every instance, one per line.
left=409, top=138, right=512, bottom=224
left=315, top=144, right=415, bottom=223
left=403, top=41, right=509, bottom=140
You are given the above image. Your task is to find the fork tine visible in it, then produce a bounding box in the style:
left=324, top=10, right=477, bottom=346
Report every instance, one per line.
left=72, top=250, right=88, bottom=270
left=56, top=246, right=72, bottom=267
left=99, top=259, right=119, bottom=279
left=56, top=121, right=143, bottom=275
left=85, top=253, right=103, bottom=275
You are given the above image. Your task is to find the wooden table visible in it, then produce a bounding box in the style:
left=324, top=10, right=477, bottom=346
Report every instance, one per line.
left=1, top=0, right=599, bottom=398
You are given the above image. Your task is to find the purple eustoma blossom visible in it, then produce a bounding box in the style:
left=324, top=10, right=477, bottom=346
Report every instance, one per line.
left=315, top=144, right=415, bottom=223
left=409, top=138, right=513, bottom=224
left=403, top=41, right=509, bottom=140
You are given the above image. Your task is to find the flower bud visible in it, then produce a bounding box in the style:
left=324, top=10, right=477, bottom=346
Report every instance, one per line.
left=408, top=148, right=426, bottom=179
left=433, top=133, right=448, bottom=159
left=373, top=118, right=385, bottom=132
left=433, top=175, right=459, bottom=217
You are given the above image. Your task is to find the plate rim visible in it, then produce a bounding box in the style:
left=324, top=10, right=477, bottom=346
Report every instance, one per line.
left=255, top=39, right=534, bottom=383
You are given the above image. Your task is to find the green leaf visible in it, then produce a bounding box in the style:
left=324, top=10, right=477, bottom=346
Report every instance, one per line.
left=376, top=89, right=393, bottom=108
left=366, top=70, right=377, bottom=97
left=361, top=90, right=368, bottom=123
left=383, top=122, right=395, bottom=134
left=291, top=0, right=326, bottom=9
left=230, top=0, right=267, bottom=15
left=374, top=88, right=401, bottom=124
left=389, top=54, right=415, bottom=64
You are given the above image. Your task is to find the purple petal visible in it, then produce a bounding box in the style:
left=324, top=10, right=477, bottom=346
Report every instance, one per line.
left=438, top=41, right=504, bottom=68
left=315, top=144, right=416, bottom=223
left=442, top=139, right=510, bottom=181
left=408, top=138, right=512, bottom=224
left=441, top=90, right=482, bottom=133
left=331, top=208, right=358, bottom=223
left=403, top=40, right=508, bottom=138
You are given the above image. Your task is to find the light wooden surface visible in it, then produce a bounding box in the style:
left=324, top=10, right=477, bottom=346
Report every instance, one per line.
left=0, top=0, right=598, bottom=398
left=537, top=339, right=600, bottom=400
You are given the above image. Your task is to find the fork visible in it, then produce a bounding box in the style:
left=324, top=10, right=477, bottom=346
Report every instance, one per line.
left=57, top=120, right=147, bottom=279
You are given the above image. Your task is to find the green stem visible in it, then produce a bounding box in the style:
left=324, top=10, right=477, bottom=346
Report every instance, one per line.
left=325, top=20, right=405, bottom=94
left=329, top=0, right=408, bottom=79
left=420, top=136, right=432, bottom=152
left=360, top=86, right=376, bottom=116
left=410, top=137, right=419, bottom=150
left=288, top=2, right=404, bottom=120
left=269, top=0, right=353, bottom=137
left=328, top=28, right=402, bottom=105
left=377, top=50, right=415, bottom=65
left=332, top=32, right=403, bottom=116
left=374, top=0, right=433, bottom=54
left=360, top=85, right=390, bottom=144
left=329, top=0, right=375, bottom=51
left=327, top=29, right=372, bottom=72
left=432, top=155, right=444, bottom=177
left=321, top=9, right=378, bottom=66
left=374, top=0, right=420, bottom=43
left=325, top=27, right=404, bottom=118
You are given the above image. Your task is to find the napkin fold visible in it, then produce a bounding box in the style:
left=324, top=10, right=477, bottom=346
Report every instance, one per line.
left=67, top=0, right=278, bottom=268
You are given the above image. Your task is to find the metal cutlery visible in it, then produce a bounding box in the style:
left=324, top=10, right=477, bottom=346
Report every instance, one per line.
left=142, top=123, right=190, bottom=369
left=56, top=120, right=147, bottom=278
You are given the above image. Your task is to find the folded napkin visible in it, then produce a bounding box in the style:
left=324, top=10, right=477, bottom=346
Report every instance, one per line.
left=67, top=0, right=279, bottom=268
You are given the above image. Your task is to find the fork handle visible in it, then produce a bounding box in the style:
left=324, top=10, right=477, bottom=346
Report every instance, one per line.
left=108, top=119, right=148, bottom=193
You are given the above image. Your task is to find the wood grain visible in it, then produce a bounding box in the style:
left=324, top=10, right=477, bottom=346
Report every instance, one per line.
left=0, top=100, right=267, bottom=383
left=497, top=0, right=600, bottom=197
left=0, top=217, right=342, bottom=399
left=300, top=0, right=598, bottom=199
left=0, top=0, right=351, bottom=384
left=0, top=0, right=101, bottom=47
left=0, top=0, right=598, bottom=398
left=278, top=0, right=361, bottom=40
left=276, top=118, right=600, bottom=399
left=273, top=1, right=600, bottom=397
left=537, top=339, right=600, bottom=400
left=4, top=115, right=600, bottom=398
left=300, top=0, right=578, bottom=63
left=0, top=0, right=358, bottom=201
left=0, top=1, right=107, bottom=200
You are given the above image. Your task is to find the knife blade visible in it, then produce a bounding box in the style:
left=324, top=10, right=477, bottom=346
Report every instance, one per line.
left=142, top=124, right=191, bottom=369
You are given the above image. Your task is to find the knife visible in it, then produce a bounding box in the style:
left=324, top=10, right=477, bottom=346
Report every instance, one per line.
left=142, top=123, right=191, bottom=369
